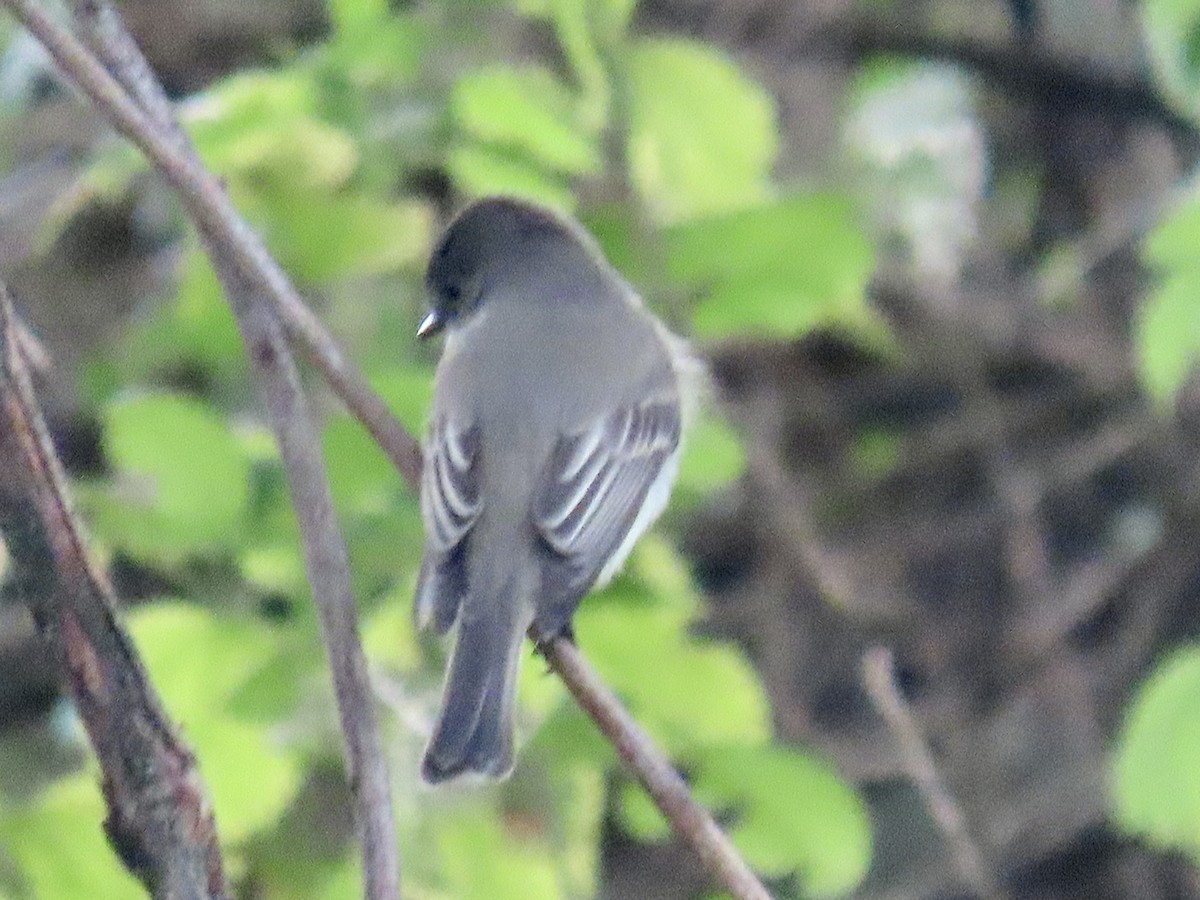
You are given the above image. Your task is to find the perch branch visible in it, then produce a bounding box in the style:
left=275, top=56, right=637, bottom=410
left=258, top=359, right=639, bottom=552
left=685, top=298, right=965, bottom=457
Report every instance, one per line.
left=536, top=631, right=773, bottom=900
left=0, top=280, right=229, bottom=899
left=1, top=3, right=771, bottom=895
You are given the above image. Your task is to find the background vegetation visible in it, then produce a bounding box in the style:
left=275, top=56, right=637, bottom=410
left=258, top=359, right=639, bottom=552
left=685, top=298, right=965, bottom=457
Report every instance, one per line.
left=3, top=0, right=1200, bottom=897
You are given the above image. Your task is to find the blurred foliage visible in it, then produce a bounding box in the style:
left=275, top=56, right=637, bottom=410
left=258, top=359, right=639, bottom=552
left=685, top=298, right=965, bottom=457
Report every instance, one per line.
left=1113, top=647, right=1200, bottom=859
left=1135, top=193, right=1200, bottom=405
left=1143, top=0, right=1200, bottom=123
left=1114, top=0, right=1200, bottom=873
left=1138, top=0, right=1200, bottom=406
left=0, top=0, right=879, bottom=897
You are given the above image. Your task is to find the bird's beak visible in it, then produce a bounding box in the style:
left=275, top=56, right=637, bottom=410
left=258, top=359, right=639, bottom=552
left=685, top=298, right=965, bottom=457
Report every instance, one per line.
left=416, top=311, right=444, bottom=340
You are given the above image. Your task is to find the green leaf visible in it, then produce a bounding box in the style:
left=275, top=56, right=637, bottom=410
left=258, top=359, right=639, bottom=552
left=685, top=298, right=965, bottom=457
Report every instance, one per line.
left=627, top=533, right=701, bottom=610
left=1134, top=197, right=1200, bottom=404
left=617, top=779, right=672, bottom=841
left=362, top=589, right=423, bottom=671
left=624, top=39, right=777, bottom=222
left=545, top=762, right=606, bottom=896
left=454, top=66, right=602, bottom=176
left=492, top=738, right=608, bottom=898
left=517, top=0, right=636, bottom=42
left=677, top=414, right=745, bottom=494
left=241, top=544, right=306, bottom=596
left=128, top=602, right=304, bottom=842
left=665, top=195, right=876, bottom=339
left=226, top=643, right=315, bottom=723
left=320, top=11, right=426, bottom=92
left=344, top=505, right=425, bottom=591
left=186, top=71, right=358, bottom=191
left=580, top=202, right=654, bottom=289
left=1135, top=275, right=1200, bottom=405
left=576, top=586, right=771, bottom=750
left=35, top=149, right=147, bottom=253
left=515, top=0, right=616, bottom=126
left=323, top=416, right=400, bottom=515
left=368, top=364, right=435, bottom=435
left=550, top=0, right=611, bottom=129
left=1114, top=645, right=1200, bottom=858
left=695, top=745, right=871, bottom=894
left=666, top=194, right=868, bottom=285
left=92, top=392, right=251, bottom=561
left=1144, top=0, right=1200, bottom=122
left=1143, top=195, right=1200, bottom=270
left=116, top=248, right=247, bottom=391
left=256, top=192, right=432, bottom=283
left=599, top=0, right=638, bottom=36
left=81, top=247, right=246, bottom=405
left=433, top=813, right=562, bottom=900
left=851, top=428, right=901, bottom=478
left=448, top=143, right=576, bottom=210
left=0, top=778, right=144, bottom=900
left=170, top=250, right=246, bottom=361
left=328, top=0, right=388, bottom=32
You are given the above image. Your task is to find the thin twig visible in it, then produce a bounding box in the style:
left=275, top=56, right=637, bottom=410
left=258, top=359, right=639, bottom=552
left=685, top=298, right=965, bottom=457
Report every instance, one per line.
left=72, top=0, right=183, bottom=141
left=536, top=632, right=773, bottom=900
left=224, top=275, right=404, bottom=900
left=13, top=315, right=51, bottom=374
left=0, top=280, right=229, bottom=899
left=862, top=647, right=1008, bottom=900
left=1, top=3, right=771, bottom=894
left=59, top=2, right=402, bottom=896
left=746, top=440, right=869, bottom=607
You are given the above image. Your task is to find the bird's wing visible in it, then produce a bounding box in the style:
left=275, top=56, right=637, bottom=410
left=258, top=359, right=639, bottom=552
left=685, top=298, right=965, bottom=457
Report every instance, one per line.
left=415, top=416, right=482, bottom=632
left=531, top=387, right=681, bottom=637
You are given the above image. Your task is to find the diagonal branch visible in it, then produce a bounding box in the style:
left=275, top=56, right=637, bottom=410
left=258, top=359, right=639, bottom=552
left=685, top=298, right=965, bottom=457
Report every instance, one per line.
left=862, top=646, right=1008, bottom=900
left=537, top=632, right=773, bottom=900
left=0, top=3, right=771, bottom=897
left=0, top=280, right=229, bottom=900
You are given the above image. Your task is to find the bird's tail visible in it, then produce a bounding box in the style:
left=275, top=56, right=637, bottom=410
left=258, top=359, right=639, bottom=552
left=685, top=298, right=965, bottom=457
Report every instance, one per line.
left=421, top=594, right=526, bottom=784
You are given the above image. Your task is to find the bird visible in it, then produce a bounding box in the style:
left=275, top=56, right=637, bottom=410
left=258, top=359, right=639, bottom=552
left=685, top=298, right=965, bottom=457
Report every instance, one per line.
left=414, top=196, right=701, bottom=784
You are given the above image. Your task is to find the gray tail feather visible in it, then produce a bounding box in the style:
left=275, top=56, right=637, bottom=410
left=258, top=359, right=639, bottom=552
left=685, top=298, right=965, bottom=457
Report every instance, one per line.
left=421, top=607, right=524, bottom=784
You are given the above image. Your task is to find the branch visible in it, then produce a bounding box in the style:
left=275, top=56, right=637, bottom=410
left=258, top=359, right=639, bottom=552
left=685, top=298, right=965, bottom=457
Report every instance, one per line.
left=12, top=313, right=50, bottom=374
left=1, top=3, right=771, bottom=896
left=536, top=633, right=773, bottom=900
left=58, top=2, right=402, bottom=896
left=0, top=280, right=229, bottom=899
left=862, top=647, right=1008, bottom=900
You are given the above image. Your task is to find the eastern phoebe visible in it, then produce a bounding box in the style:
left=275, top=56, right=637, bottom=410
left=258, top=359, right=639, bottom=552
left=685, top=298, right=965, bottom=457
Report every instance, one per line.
left=416, top=196, right=701, bottom=784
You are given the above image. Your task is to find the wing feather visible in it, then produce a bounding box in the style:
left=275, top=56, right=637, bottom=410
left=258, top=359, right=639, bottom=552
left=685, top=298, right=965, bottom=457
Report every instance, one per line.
left=531, top=392, right=681, bottom=636
left=415, top=418, right=482, bottom=632
left=421, top=418, right=481, bottom=553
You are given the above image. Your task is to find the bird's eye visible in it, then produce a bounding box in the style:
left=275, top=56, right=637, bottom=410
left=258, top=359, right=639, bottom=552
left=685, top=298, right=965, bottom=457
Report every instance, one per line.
left=444, top=284, right=461, bottom=303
